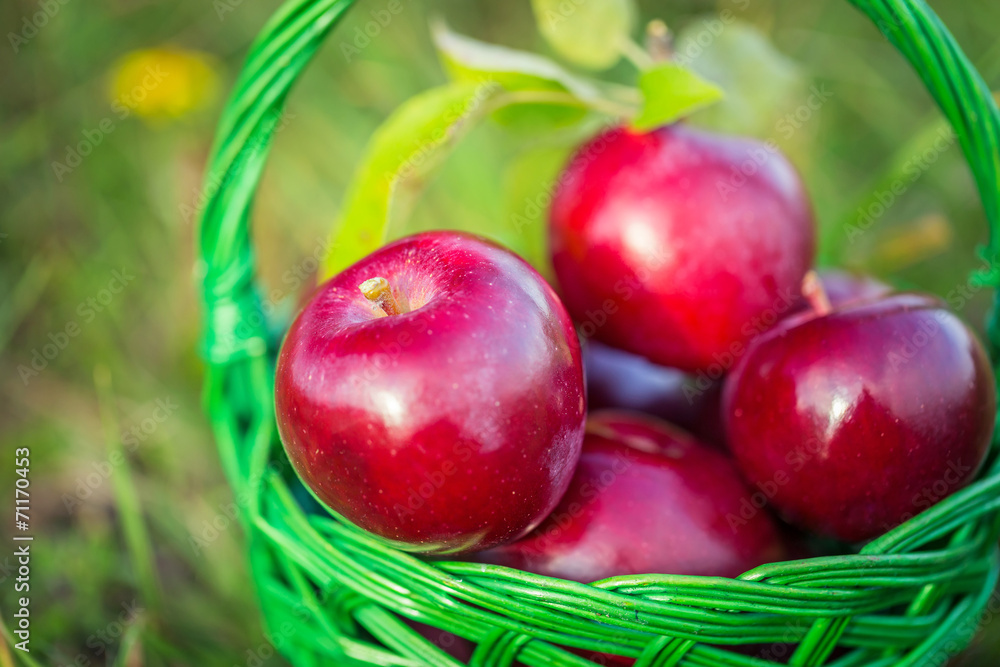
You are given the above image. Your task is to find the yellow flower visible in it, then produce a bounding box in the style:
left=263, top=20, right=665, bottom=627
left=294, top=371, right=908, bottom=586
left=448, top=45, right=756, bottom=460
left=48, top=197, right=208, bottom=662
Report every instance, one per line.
left=108, top=47, right=219, bottom=121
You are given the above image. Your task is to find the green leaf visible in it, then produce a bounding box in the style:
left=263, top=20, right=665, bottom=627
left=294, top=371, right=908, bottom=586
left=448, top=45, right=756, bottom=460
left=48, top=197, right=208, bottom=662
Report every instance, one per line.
left=631, top=62, right=724, bottom=131
left=674, top=20, right=804, bottom=137
left=433, top=20, right=602, bottom=102
left=530, top=0, right=635, bottom=70
left=431, top=21, right=631, bottom=131
left=322, top=31, right=641, bottom=281
left=320, top=81, right=505, bottom=279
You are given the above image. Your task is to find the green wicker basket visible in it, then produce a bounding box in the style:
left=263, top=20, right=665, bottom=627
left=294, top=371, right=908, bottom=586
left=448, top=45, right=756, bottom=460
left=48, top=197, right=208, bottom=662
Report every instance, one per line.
left=196, top=1, right=1000, bottom=664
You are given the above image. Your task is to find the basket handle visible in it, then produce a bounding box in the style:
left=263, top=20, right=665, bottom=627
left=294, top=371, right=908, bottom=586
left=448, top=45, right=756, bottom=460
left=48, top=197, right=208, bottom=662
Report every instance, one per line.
left=848, top=0, right=1000, bottom=355
left=196, top=0, right=1000, bottom=367
left=198, top=0, right=357, bottom=366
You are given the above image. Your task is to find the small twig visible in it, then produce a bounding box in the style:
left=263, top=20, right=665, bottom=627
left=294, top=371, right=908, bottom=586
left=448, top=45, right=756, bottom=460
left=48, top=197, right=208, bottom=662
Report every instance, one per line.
left=619, top=37, right=654, bottom=70
left=646, top=20, right=674, bottom=63
left=488, top=90, right=638, bottom=119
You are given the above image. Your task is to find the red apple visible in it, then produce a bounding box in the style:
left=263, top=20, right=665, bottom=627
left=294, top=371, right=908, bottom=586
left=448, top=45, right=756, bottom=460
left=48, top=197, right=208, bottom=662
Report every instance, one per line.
left=549, top=124, right=815, bottom=373
left=477, top=411, right=788, bottom=581
left=724, top=292, right=995, bottom=542
left=275, top=231, right=586, bottom=554
left=583, top=341, right=724, bottom=446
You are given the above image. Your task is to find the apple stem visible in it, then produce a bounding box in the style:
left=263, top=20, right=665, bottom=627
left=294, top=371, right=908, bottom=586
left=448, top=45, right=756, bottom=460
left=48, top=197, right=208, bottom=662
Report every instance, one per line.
left=802, top=270, right=832, bottom=316
left=359, top=277, right=406, bottom=316
left=646, top=20, right=674, bottom=63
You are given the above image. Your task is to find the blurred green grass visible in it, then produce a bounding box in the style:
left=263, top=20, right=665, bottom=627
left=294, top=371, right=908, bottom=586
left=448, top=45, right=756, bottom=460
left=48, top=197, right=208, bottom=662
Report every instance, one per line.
left=2, top=0, right=1000, bottom=664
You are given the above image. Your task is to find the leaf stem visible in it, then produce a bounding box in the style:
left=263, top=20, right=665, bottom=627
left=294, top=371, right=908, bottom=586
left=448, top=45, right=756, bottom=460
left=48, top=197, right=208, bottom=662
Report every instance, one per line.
left=619, top=37, right=654, bottom=71
left=646, top=19, right=674, bottom=63
left=490, top=90, right=638, bottom=119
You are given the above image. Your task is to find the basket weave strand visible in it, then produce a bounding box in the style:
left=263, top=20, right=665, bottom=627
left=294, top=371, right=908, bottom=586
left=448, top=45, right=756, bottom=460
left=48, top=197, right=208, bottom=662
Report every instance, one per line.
left=196, top=0, right=1000, bottom=665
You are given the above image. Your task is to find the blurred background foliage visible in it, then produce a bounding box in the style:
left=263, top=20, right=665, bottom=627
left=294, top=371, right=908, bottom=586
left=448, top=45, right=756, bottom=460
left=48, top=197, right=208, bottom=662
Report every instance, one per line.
left=2, top=0, right=1000, bottom=664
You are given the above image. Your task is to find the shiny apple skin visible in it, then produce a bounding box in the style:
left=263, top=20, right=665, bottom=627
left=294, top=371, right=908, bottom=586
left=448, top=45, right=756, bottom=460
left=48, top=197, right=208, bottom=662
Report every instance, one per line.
left=583, top=341, right=724, bottom=446
left=724, top=293, right=996, bottom=543
left=549, top=124, right=815, bottom=373
left=818, top=269, right=892, bottom=306
left=478, top=411, right=787, bottom=581
left=275, top=231, right=586, bottom=554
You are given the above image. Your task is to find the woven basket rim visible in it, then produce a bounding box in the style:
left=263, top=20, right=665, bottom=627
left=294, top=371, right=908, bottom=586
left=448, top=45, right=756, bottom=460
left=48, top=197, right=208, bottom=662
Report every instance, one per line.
left=196, top=0, right=1000, bottom=665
